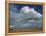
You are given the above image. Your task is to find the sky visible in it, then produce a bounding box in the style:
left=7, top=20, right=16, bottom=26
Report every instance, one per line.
left=9, top=3, right=43, bottom=14
left=9, top=3, right=43, bottom=31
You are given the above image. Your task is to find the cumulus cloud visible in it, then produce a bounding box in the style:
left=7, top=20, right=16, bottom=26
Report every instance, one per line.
left=20, top=6, right=42, bottom=20
left=10, top=6, right=42, bottom=31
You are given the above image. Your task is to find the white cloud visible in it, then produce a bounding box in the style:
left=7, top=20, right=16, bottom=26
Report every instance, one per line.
left=20, top=6, right=35, bottom=14
left=20, top=6, right=42, bottom=19
left=20, top=6, right=30, bottom=13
